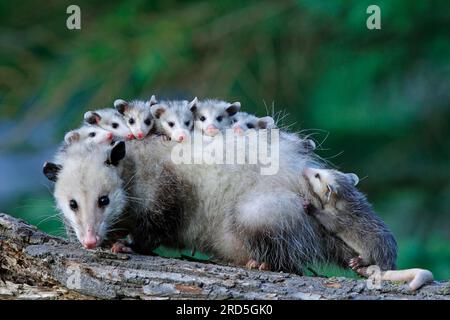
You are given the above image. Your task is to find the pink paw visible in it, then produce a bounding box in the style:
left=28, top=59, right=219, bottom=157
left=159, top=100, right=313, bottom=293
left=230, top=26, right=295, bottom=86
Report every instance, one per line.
left=245, top=259, right=271, bottom=271
left=349, top=256, right=366, bottom=270
left=111, top=241, right=133, bottom=254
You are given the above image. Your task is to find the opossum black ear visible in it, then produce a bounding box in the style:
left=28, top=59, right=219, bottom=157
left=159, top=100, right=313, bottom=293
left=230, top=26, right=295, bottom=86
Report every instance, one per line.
left=150, top=104, right=166, bottom=119
left=64, top=130, right=80, bottom=145
left=226, top=102, right=241, bottom=116
left=43, top=162, right=62, bottom=182
left=148, top=95, right=158, bottom=107
left=303, top=139, right=316, bottom=152
left=114, top=99, right=129, bottom=115
left=257, top=116, right=275, bottom=129
left=346, top=173, right=359, bottom=186
left=106, top=141, right=126, bottom=166
left=188, top=97, right=198, bottom=113
left=84, top=111, right=101, bottom=125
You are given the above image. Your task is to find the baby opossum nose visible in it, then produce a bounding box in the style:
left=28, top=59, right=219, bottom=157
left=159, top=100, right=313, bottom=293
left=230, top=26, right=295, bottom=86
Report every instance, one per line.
left=137, top=132, right=145, bottom=139
left=206, top=124, right=219, bottom=135
left=233, top=125, right=244, bottom=135
left=177, top=134, right=186, bottom=142
left=106, top=132, right=113, bottom=140
left=127, top=133, right=135, bottom=140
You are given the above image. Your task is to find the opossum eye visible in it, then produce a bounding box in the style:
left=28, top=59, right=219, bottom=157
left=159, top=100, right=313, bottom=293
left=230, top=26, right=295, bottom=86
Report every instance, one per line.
left=88, top=132, right=96, bottom=137
left=112, top=123, right=119, bottom=129
left=232, top=119, right=237, bottom=123
left=168, top=122, right=175, bottom=128
left=98, top=196, right=110, bottom=208
left=200, top=116, right=206, bottom=122
left=246, top=123, right=255, bottom=129
left=184, top=120, right=190, bottom=126
left=314, top=173, right=321, bottom=180
left=69, top=199, right=78, bottom=211
left=128, top=118, right=135, bottom=125
left=144, top=118, right=151, bottom=126
left=216, top=116, right=223, bottom=122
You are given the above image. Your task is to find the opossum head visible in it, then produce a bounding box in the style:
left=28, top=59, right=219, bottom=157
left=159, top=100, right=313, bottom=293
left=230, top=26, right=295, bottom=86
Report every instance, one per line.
left=231, top=112, right=275, bottom=135
left=303, top=167, right=359, bottom=207
left=114, top=96, right=157, bottom=140
left=64, top=125, right=114, bottom=146
left=191, top=99, right=241, bottom=136
left=151, top=98, right=195, bottom=142
left=84, top=109, right=133, bottom=140
left=43, top=141, right=127, bottom=249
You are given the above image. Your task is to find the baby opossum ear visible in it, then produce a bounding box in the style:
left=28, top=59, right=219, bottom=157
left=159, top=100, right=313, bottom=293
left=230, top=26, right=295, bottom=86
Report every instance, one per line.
left=43, top=162, right=62, bottom=182
left=303, top=139, right=316, bottom=152
left=84, top=111, right=101, bottom=125
left=257, top=116, right=275, bottom=129
left=225, top=102, right=241, bottom=116
left=346, top=173, right=359, bottom=186
left=150, top=104, right=167, bottom=119
left=106, top=141, right=126, bottom=166
left=325, top=183, right=336, bottom=203
left=148, top=95, right=158, bottom=107
left=114, top=99, right=129, bottom=115
left=188, top=97, right=198, bottom=113
left=64, top=130, right=80, bottom=145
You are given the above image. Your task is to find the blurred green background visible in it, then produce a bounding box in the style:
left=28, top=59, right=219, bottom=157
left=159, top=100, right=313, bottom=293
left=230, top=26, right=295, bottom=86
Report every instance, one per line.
left=0, top=0, right=449, bottom=279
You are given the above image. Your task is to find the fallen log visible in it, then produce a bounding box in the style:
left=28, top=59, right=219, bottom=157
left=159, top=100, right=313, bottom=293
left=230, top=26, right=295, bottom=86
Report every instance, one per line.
left=0, top=213, right=448, bottom=300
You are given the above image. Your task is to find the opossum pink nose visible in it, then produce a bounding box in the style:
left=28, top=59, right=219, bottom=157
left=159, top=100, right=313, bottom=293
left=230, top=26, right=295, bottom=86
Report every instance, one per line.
left=206, top=124, right=217, bottom=131
left=178, top=134, right=186, bottom=142
left=137, top=132, right=144, bottom=139
left=127, top=133, right=135, bottom=140
left=233, top=126, right=244, bottom=134
left=83, top=236, right=98, bottom=249
left=106, top=132, right=113, bottom=140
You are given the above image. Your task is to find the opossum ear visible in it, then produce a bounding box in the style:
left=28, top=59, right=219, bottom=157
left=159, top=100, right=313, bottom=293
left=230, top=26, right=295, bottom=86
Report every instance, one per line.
left=106, top=141, right=126, bottom=166
left=64, top=130, right=80, bottom=145
left=257, top=116, right=275, bottom=129
left=188, top=97, right=198, bottom=113
left=346, top=173, right=359, bottom=186
left=150, top=104, right=167, bottom=119
left=43, top=162, right=62, bottom=182
left=303, top=139, right=316, bottom=152
left=84, top=111, right=101, bottom=125
left=148, top=95, right=158, bottom=107
left=325, top=184, right=336, bottom=203
left=226, top=102, right=241, bottom=116
left=114, top=99, right=129, bottom=115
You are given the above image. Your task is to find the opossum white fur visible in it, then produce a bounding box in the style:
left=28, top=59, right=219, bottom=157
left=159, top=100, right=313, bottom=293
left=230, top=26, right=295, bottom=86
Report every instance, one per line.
left=150, top=98, right=196, bottom=142
left=84, top=108, right=133, bottom=140
left=64, top=125, right=114, bottom=146
left=191, top=99, right=241, bottom=136
left=114, top=96, right=157, bottom=140
left=231, top=112, right=275, bottom=134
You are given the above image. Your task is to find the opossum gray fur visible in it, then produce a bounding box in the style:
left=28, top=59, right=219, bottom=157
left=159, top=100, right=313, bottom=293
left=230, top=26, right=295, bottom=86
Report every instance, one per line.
left=84, top=108, right=133, bottom=140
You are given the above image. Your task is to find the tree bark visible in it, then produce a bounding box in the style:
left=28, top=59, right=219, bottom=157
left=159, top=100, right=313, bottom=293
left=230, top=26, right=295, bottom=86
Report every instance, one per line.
left=0, top=213, right=448, bottom=300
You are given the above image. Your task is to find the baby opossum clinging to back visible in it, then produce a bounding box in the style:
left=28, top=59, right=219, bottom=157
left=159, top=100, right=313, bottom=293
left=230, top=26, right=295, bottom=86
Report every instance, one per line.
left=64, top=125, right=113, bottom=146
left=84, top=108, right=134, bottom=140
left=302, top=167, right=397, bottom=270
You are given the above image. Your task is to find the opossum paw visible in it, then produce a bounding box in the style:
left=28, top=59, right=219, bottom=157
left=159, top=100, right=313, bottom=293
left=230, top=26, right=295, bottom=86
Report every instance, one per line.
left=258, top=262, right=271, bottom=271
left=349, top=256, right=365, bottom=270
left=246, top=259, right=260, bottom=269
left=111, top=241, right=133, bottom=254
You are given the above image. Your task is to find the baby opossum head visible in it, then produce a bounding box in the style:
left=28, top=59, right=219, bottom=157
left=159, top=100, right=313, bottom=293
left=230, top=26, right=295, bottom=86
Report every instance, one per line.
left=114, top=96, right=157, bottom=140
left=84, top=108, right=133, bottom=140
left=150, top=98, right=195, bottom=142
left=302, top=167, right=359, bottom=208
left=64, top=125, right=113, bottom=146
left=43, top=141, right=127, bottom=249
left=190, top=99, right=241, bottom=136
left=231, top=112, right=275, bottom=135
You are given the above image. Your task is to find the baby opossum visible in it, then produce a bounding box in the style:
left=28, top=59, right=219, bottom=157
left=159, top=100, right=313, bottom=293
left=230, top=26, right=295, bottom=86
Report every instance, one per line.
left=150, top=98, right=196, bottom=142
left=190, top=99, right=241, bottom=136
left=302, top=167, right=397, bottom=270
left=64, top=125, right=113, bottom=146
left=84, top=108, right=133, bottom=140
left=114, top=96, right=157, bottom=140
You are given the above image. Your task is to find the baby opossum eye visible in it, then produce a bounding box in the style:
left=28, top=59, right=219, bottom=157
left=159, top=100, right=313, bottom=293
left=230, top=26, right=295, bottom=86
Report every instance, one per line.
left=184, top=120, right=190, bottom=126
left=168, top=121, right=175, bottom=128
left=246, top=123, right=255, bottom=129
left=98, top=195, right=110, bottom=208
left=88, top=132, right=96, bottom=137
left=69, top=199, right=78, bottom=211
left=199, top=116, right=206, bottom=122
left=216, top=116, right=223, bottom=122
left=144, top=118, right=151, bottom=126
left=314, top=173, right=321, bottom=180
left=128, top=118, right=135, bottom=125
left=112, top=123, right=119, bottom=129
left=232, top=119, right=237, bottom=123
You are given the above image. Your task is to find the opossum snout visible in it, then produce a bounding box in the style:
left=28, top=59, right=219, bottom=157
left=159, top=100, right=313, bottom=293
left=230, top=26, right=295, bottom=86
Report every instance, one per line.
left=205, top=124, right=219, bottom=136
left=233, top=125, right=244, bottom=135
left=127, top=133, right=135, bottom=140
left=177, top=134, right=186, bottom=142
left=106, top=132, right=113, bottom=140
left=83, top=230, right=100, bottom=249
left=136, top=132, right=145, bottom=140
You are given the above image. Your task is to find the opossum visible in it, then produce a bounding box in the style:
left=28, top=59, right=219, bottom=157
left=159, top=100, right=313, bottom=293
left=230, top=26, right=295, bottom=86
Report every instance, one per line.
left=84, top=108, right=133, bottom=140
left=191, top=99, right=241, bottom=136
left=64, top=125, right=114, bottom=146
left=43, top=138, right=190, bottom=253
left=114, top=96, right=157, bottom=140
left=301, top=167, right=397, bottom=270
left=150, top=98, right=196, bottom=142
